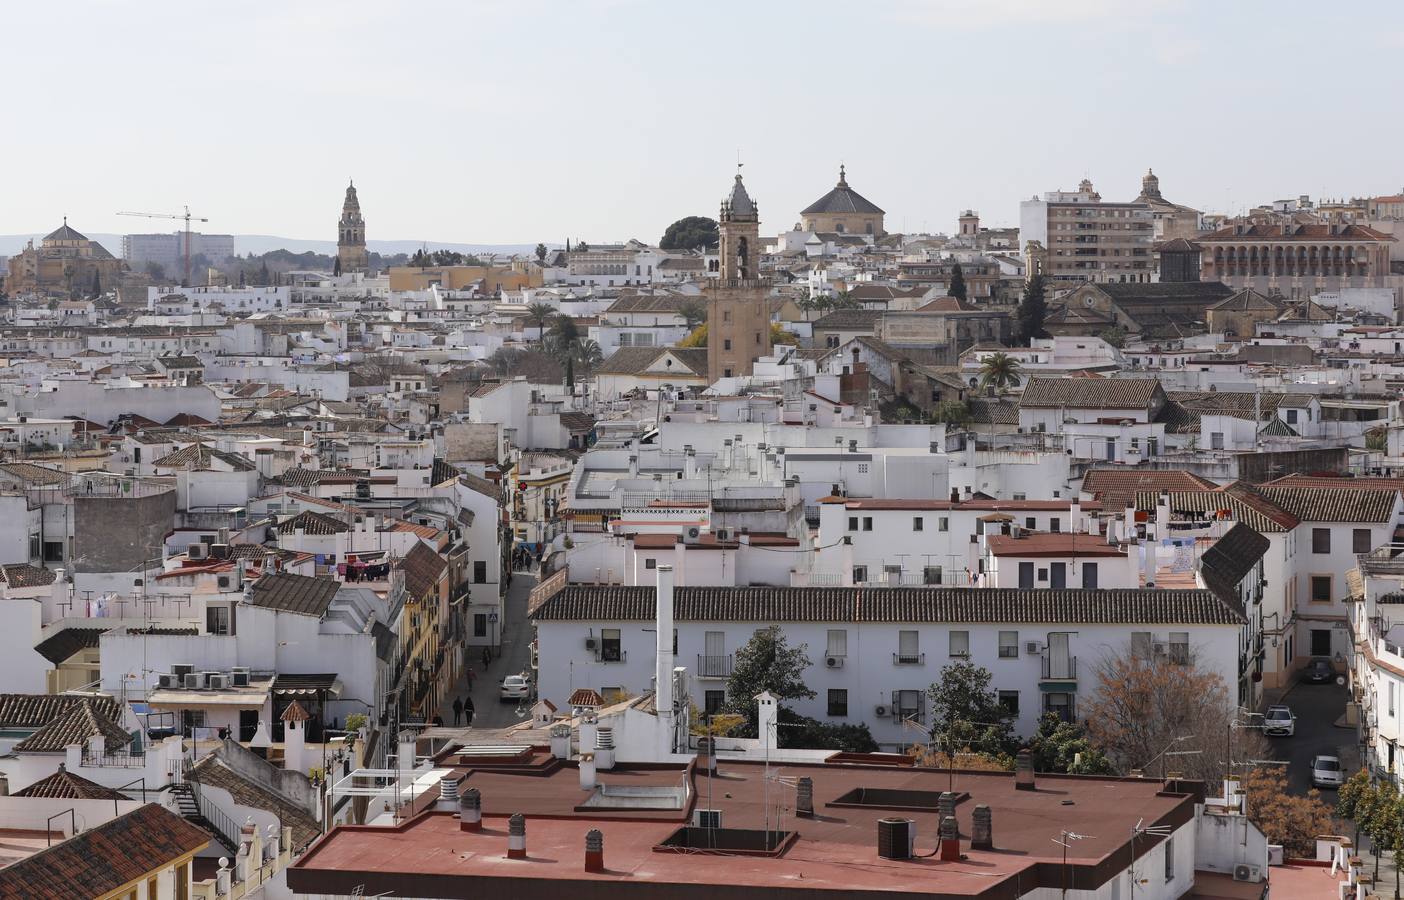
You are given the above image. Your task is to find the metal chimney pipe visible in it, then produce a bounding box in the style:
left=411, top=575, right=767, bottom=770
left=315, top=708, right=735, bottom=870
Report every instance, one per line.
left=437, top=775, right=461, bottom=811
left=655, top=565, right=675, bottom=732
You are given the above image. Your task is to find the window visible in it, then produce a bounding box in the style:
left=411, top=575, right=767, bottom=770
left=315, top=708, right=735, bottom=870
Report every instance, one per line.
left=862, top=517, right=873, bottom=531
left=852, top=565, right=867, bottom=583
left=848, top=516, right=859, bottom=531
left=755, top=332, right=761, bottom=345
left=1164, top=836, right=1175, bottom=881
left=913, top=517, right=924, bottom=532
left=704, top=690, right=726, bottom=715
left=1310, top=576, right=1331, bottom=603
left=600, top=628, right=622, bottom=662
left=723, top=339, right=732, bottom=351
left=1312, top=528, right=1331, bottom=554
left=1044, top=692, right=1074, bottom=722
left=1025, top=517, right=1036, bottom=530
left=1355, top=528, right=1372, bottom=555
left=922, top=566, right=943, bottom=585
left=1210, top=432, right=1224, bottom=450
left=896, top=689, right=922, bottom=721
left=1169, top=632, right=1189, bottom=665
left=998, top=690, right=1019, bottom=714
left=826, top=629, right=848, bottom=657
left=998, top=631, right=1019, bottom=658
left=1050, top=517, right=1061, bottom=533
left=949, top=630, right=970, bottom=657
left=828, top=689, right=848, bottom=717
left=474, top=613, right=487, bottom=637
left=206, top=605, right=231, bottom=636
left=645, top=558, right=657, bottom=569
left=897, top=630, right=920, bottom=663
left=473, top=560, right=487, bottom=583
left=1390, top=681, right=1396, bottom=717
left=28, top=534, right=39, bottom=561
left=42, top=541, right=63, bottom=563
left=1286, top=409, right=1298, bottom=424
left=939, top=517, right=949, bottom=532
left=723, top=310, right=731, bottom=322
left=1311, top=628, right=1332, bottom=656
left=1131, top=631, right=1152, bottom=659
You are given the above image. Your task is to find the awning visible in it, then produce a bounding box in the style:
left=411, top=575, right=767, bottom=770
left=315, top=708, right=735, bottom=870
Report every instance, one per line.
left=148, top=688, right=270, bottom=708
left=978, top=513, right=1015, bottom=523
left=273, top=673, right=342, bottom=698
left=1038, top=682, right=1078, bottom=692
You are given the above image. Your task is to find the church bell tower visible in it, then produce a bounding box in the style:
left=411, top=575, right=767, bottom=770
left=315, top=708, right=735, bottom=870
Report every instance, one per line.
left=337, top=180, right=369, bottom=274
left=707, top=167, right=771, bottom=381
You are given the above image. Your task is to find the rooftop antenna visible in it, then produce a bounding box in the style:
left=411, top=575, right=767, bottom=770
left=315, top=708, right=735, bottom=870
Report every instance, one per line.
left=1128, top=818, right=1171, bottom=894
left=1052, top=830, right=1094, bottom=899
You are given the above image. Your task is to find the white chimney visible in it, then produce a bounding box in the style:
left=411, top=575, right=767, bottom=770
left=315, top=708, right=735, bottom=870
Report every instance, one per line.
left=579, top=713, right=598, bottom=759
left=655, top=564, right=675, bottom=753
left=580, top=752, right=597, bottom=791
left=1155, top=491, right=1170, bottom=541
left=756, top=691, right=778, bottom=753
left=1069, top=500, right=1081, bottom=534
left=1124, top=503, right=1137, bottom=540
left=683, top=449, right=696, bottom=480
left=627, top=454, right=639, bottom=478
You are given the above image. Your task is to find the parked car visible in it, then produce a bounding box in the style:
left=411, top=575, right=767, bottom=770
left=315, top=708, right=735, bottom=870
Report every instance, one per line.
left=500, top=673, right=531, bottom=702
left=1263, top=705, right=1295, bottom=737
left=1303, top=657, right=1336, bottom=684
left=1311, top=754, right=1344, bottom=789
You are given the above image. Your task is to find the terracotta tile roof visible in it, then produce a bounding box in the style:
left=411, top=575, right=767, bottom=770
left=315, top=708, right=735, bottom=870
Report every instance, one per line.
left=14, top=765, right=128, bottom=800
left=1265, top=474, right=1404, bottom=492
left=1, top=564, right=58, bottom=588
left=1019, top=376, right=1164, bottom=410
left=458, top=473, right=500, bottom=503
left=385, top=519, right=442, bottom=541
left=12, top=698, right=132, bottom=753
left=0, top=462, right=68, bottom=486
left=567, top=688, right=604, bottom=707
left=399, top=541, right=448, bottom=599
left=812, top=309, right=883, bottom=329
left=248, top=572, right=340, bottom=617
left=276, top=510, right=352, bottom=535
left=1199, top=222, right=1394, bottom=242
left=188, top=754, right=320, bottom=851
left=0, top=804, right=208, bottom=899
left=596, top=347, right=709, bottom=378
left=985, top=533, right=1127, bottom=558
left=1257, top=485, right=1398, bottom=524
left=280, top=699, right=311, bottom=722
left=152, top=442, right=256, bottom=472
left=531, top=585, right=1243, bottom=625
left=33, top=626, right=106, bottom=665
left=1199, top=523, right=1271, bottom=608
left=1135, top=486, right=1298, bottom=533
left=1080, top=469, right=1217, bottom=510
left=0, top=694, right=121, bottom=730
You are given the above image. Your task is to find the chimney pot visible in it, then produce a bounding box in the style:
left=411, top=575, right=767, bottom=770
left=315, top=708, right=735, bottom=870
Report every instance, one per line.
left=937, top=791, right=956, bottom=820
left=459, top=787, right=482, bottom=831
left=1015, top=749, right=1036, bottom=791
left=437, top=774, right=461, bottom=810
left=584, top=828, right=605, bottom=873
left=971, top=804, right=993, bottom=850
left=507, top=813, right=527, bottom=859
left=939, top=815, right=961, bottom=861
left=796, top=777, right=814, bottom=818
left=696, top=736, right=717, bottom=774
left=580, top=752, right=598, bottom=791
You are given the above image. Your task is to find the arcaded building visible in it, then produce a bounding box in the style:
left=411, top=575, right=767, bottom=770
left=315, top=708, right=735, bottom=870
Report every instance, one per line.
left=1197, top=221, right=1394, bottom=292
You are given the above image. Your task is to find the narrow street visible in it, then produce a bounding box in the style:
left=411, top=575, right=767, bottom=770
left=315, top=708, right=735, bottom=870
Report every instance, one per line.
left=443, top=569, right=537, bottom=731
left=1265, top=680, right=1353, bottom=796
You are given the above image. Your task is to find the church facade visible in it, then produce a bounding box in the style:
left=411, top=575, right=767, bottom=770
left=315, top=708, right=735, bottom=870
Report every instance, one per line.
left=337, top=181, right=369, bottom=274
left=3, top=221, right=124, bottom=297
left=706, top=170, right=772, bottom=380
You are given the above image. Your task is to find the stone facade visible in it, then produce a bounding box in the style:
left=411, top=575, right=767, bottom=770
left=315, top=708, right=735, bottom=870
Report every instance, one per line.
left=337, top=181, right=369, bottom=274
left=800, top=166, right=885, bottom=236
left=4, top=222, right=124, bottom=298
left=708, top=172, right=771, bottom=379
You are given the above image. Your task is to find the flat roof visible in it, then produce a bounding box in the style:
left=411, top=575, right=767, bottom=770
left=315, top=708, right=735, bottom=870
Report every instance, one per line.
left=986, top=533, right=1127, bottom=558
left=291, top=756, right=1200, bottom=899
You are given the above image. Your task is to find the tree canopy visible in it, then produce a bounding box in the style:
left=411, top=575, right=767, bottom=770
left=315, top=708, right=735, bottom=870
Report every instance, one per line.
left=948, top=264, right=968, bottom=302
left=660, top=216, right=719, bottom=251
left=724, top=625, right=815, bottom=737
left=978, top=352, right=1021, bottom=393
left=1015, top=274, right=1047, bottom=346
left=925, top=661, right=1015, bottom=759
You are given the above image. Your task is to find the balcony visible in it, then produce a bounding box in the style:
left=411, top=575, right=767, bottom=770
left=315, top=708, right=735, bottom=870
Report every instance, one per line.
left=893, top=653, right=926, bottom=666
left=697, top=654, right=733, bottom=679
left=1041, top=655, right=1077, bottom=681
left=598, top=648, right=628, bottom=665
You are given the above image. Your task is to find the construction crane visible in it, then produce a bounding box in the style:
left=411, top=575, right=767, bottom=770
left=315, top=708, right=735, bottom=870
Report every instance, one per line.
left=117, top=206, right=209, bottom=287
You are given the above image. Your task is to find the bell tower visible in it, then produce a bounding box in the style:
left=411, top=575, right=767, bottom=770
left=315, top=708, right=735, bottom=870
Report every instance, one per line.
left=707, top=167, right=771, bottom=381
left=337, top=180, right=369, bottom=274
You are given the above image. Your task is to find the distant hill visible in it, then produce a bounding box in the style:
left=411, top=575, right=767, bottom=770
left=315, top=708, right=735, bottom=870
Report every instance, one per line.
left=0, top=232, right=539, bottom=259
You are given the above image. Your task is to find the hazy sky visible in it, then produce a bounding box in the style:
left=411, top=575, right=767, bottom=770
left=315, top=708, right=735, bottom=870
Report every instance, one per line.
left=6, top=0, right=1402, bottom=246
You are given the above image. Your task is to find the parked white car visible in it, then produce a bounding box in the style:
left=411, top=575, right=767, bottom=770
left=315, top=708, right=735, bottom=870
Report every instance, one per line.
left=500, top=674, right=531, bottom=702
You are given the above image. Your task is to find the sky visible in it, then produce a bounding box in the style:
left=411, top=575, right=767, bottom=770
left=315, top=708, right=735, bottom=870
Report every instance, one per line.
left=4, top=0, right=1403, bottom=247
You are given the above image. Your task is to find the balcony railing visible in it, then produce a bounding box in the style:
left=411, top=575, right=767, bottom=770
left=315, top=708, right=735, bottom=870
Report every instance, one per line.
left=599, top=648, right=627, bottom=664
left=697, top=654, right=733, bottom=679
left=81, top=749, right=146, bottom=768
left=893, top=653, right=926, bottom=666
left=1041, top=655, right=1078, bottom=680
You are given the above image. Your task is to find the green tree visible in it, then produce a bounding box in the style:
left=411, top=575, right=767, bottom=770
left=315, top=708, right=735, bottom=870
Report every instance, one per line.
left=948, top=264, right=968, bottom=302
left=565, top=354, right=574, bottom=390
left=90, top=269, right=102, bottom=298
left=1367, top=427, right=1387, bottom=452
left=677, top=298, right=709, bottom=331
left=659, top=216, right=719, bottom=251
left=724, top=625, right=815, bottom=738
left=779, top=707, right=878, bottom=753
left=795, top=295, right=816, bottom=321
left=333, top=255, right=342, bottom=277
left=547, top=313, right=582, bottom=357
left=1097, top=325, right=1126, bottom=349
left=925, top=661, right=1015, bottom=758
left=535, top=243, right=548, bottom=263
left=830, top=289, right=861, bottom=310
left=1026, top=713, right=1115, bottom=775
left=928, top=400, right=972, bottom=426
left=572, top=339, right=604, bottom=377
left=978, top=352, right=1021, bottom=394
left=1016, top=274, right=1047, bottom=346
left=525, top=303, right=556, bottom=337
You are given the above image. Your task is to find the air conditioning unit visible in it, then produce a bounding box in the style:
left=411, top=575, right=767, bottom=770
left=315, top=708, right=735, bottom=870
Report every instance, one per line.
left=182, top=672, right=205, bottom=690
left=694, top=809, right=723, bottom=829
left=585, top=637, right=598, bottom=651
left=187, top=543, right=209, bottom=560
left=874, top=704, right=889, bottom=717
left=172, top=663, right=194, bottom=678
left=685, top=526, right=701, bottom=541
left=1232, top=864, right=1260, bottom=883
left=1152, top=641, right=1168, bottom=656
left=158, top=673, right=179, bottom=689
left=1025, top=641, right=1042, bottom=654
left=208, top=673, right=232, bottom=689
left=230, top=667, right=251, bottom=687
left=826, top=656, right=844, bottom=669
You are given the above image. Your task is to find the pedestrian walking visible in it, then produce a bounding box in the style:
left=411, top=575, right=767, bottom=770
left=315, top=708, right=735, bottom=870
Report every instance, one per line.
left=466, top=666, right=476, bottom=689
left=464, top=696, right=475, bottom=727
left=452, top=696, right=464, bottom=726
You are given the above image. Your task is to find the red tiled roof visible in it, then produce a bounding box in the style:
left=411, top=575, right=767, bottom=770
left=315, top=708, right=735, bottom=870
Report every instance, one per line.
left=566, top=689, right=603, bottom=707
left=986, top=532, right=1127, bottom=558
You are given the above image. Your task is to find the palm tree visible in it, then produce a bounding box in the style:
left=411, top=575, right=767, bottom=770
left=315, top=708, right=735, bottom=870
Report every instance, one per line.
left=830, top=289, right=860, bottom=310
left=572, top=339, right=604, bottom=377
left=525, top=303, right=555, bottom=340
left=548, top=313, right=581, bottom=355
left=978, top=352, right=1021, bottom=394
left=795, top=295, right=816, bottom=321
